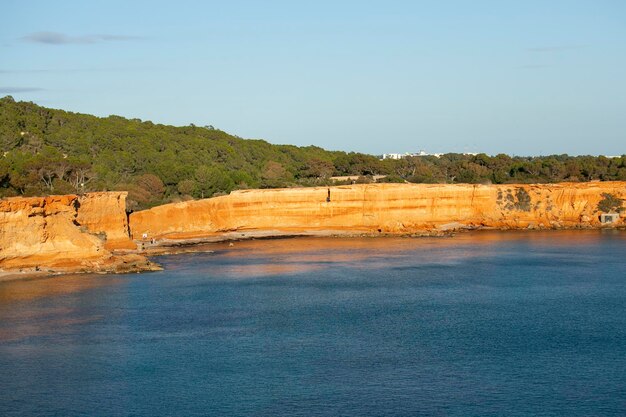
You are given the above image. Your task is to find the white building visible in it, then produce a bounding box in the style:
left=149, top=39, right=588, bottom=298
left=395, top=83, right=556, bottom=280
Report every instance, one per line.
left=381, top=153, right=406, bottom=160
left=380, top=150, right=444, bottom=160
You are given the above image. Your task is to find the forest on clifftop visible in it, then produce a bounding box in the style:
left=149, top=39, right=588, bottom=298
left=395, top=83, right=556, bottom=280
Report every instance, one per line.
left=1, top=96, right=625, bottom=209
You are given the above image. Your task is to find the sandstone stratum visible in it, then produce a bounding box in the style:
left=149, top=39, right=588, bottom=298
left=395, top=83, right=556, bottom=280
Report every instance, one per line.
left=1, top=182, right=625, bottom=277
left=0, top=192, right=158, bottom=277
left=131, top=182, right=626, bottom=239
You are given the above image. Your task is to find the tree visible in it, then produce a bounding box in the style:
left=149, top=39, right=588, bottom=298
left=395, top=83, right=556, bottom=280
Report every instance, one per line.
left=135, top=173, right=165, bottom=196
left=195, top=165, right=234, bottom=198
left=598, top=193, right=624, bottom=213
left=261, top=161, right=291, bottom=188
left=2, top=97, right=625, bottom=205
left=67, top=157, right=95, bottom=193
left=125, top=173, right=166, bottom=209
left=300, top=158, right=334, bottom=181
left=456, top=162, right=490, bottom=184
left=177, top=179, right=197, bottom=196
left=0, top=158, right=10, bottom=193
left=392, top=157, right=417, bottom=179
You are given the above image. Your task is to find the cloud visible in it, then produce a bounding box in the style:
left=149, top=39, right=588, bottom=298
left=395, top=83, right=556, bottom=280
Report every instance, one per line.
left=0, top=69, right=50, bottom=74
left=527, top=45, right=587, bottom=53
left=517, top=64, right=549, bottom=69
left=20, top=31, right=143, bottom=45
left=1, top=66, right=157, bottom=74
left=0, top=87, right=44, bottom=93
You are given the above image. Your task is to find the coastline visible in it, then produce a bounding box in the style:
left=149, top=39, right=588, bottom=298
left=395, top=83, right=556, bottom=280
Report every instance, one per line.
left=0, top=254, right=162, bottom=283
left=135, top=223, right=626, bottom=256
left=2, top=227, right=624, bottom=283
left=1, top=182, right=624, bottom=280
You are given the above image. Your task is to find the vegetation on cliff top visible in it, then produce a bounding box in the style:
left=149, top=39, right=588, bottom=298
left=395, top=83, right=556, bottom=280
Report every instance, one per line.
left=1, top=95, right=625, bottom=209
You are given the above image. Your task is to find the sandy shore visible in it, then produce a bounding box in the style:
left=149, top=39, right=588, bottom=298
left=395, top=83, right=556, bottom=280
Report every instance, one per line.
left=133, top=227, right=454, bottom=256
left=0, top=269, right=52, bottom=283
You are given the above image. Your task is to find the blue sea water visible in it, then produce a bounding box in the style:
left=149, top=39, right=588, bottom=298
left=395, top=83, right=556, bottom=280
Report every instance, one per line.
left=1, top=231, right=625, bottom=416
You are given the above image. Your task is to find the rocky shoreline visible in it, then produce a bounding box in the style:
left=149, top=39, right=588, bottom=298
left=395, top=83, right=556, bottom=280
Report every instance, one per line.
left=0, top=254, right=161, bottom=282
left=1, top=182, right=624, bottom=280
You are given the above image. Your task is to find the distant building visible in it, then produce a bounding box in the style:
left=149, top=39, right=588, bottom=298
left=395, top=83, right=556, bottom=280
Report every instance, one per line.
left=380, top=150, right=444, bottom=160
left=381, top=153, right=405, bottom=160
left=600, top=213, right=620, bottom=224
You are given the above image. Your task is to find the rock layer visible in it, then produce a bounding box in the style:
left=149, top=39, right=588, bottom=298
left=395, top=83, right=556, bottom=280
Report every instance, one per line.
left=130, top=182, right=626, bottom=239
left=1, top=183, right=624, bottom=275
left=0, top=192, right=154, bottom=273
left=0, top=195, right=105, bottom=269
left=76, top=192, right=135, bottom=250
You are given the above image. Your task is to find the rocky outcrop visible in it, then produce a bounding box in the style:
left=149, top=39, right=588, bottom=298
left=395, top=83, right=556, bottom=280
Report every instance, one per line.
left=0, top=193, right=156, bottom=273
left=2, top=182, right=624, bottom=276
left=130, top=182, right=626, bottom=239
left=76, top=192, right=135, bottom=250
left=0, top=195, right=105, bottom=269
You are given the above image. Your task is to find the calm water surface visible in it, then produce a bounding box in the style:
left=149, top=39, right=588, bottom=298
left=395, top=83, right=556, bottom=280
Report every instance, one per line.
left=1, top=231, right=625, bottom=416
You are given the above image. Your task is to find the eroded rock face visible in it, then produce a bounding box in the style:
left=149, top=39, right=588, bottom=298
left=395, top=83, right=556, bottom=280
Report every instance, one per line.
left=77, top=192, right=135, bottom=250
left=130, top=182, right=626, bottom=239
left=0, top=192, right=155, bottom=273
left=2, top=183, right=624, bottom=274
left=0, top=195, right=106, bottom=269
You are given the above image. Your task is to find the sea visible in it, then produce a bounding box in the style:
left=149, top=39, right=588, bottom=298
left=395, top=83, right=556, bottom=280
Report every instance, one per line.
left=1, top=231, right=625, bottom=416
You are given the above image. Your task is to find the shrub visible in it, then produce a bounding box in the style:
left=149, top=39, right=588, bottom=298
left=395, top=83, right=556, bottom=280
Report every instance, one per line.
left=598, top=193, right=624, bottom=213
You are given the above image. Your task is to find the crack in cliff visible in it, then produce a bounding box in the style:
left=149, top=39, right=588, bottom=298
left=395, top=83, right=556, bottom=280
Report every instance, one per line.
left=361, top=185, right=368, bottom=226
left=470, top=185, right=476, bottom=208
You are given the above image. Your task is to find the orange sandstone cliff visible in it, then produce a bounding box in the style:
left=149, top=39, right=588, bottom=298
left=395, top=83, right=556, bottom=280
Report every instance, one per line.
left=76, top=192, right=135, bottom=250
left=0, top=192, right=154, bottom=274
left=2, top=183, right=624, bottom=276
left=130, top=182, right=626, bottom=239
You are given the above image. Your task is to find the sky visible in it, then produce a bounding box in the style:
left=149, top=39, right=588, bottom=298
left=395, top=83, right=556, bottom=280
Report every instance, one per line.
left=1, top=0, right=625, bottom=156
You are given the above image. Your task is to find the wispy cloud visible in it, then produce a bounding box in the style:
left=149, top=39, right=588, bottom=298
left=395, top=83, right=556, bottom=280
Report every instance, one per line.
left=517, top=64, right=550, bottom=69
left=0, top=87, right=45, bottom=93
left=0, top=69, right=54, bottom=74
left=527, top=45, right=588, bottom=53
left=0, top=66, right=158, bottom=74
left=20, top=31, right=143, bottom=45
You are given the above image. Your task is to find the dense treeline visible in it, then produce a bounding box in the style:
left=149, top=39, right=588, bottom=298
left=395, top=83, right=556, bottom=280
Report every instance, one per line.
left=1, top=96, right=625, bottom=209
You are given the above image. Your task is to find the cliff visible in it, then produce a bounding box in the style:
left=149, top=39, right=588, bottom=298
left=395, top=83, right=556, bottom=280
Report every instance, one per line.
left=130, top=182, right=626, bottom=239
left=0, top=195, right=104, bottom=269
left=0, top=192, right=155, bottom=274
left=2, top=182, right=624, bottom=276
left=76, top=192, right=135, bottom=250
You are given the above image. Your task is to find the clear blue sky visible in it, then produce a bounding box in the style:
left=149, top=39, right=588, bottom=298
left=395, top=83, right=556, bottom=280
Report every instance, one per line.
left=1, top=0, right=625, bottom=156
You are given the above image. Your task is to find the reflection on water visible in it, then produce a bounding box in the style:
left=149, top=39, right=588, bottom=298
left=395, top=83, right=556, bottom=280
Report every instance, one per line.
left=0, top=310, right=103, bottom=343
left=0, top=274, right=123, bottom=304
left=161, top=230, right=626, bottom=278
left=0, top=230, right=625, bottom=416
left=0, top=274, right=123, bottom=343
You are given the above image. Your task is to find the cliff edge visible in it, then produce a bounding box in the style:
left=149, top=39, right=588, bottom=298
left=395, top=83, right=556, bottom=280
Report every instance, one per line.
left=0, top=192, right=156, bottom=275
left=76, top=192, right=136, bottom=250
left=130, top=182, right=626, bottom=240
left=2, top=182, right=624, bottom=277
